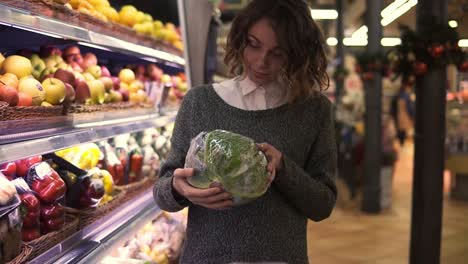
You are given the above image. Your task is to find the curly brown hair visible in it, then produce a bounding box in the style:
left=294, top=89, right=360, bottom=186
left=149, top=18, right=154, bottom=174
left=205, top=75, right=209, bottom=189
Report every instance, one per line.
left=224, top=0, right=329, bottom=102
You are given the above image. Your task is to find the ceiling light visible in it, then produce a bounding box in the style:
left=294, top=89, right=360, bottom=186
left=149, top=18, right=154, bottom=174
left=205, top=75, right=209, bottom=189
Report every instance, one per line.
left=343, top=37, right=368, bottom=46
left=381, top=0, right=408, bottom=18
left=381, top=38, right=402, bottom=46
left=310, top=9, right=338, bottom=20
left=381, top=0, right=418, bottom=26
left=327, top=38, right=338, bottom=46
left=459, top=39, right=468, bottom=47
left=352, top=26, right=368, bottom=38
left=448, top=20, right=458, bottom=28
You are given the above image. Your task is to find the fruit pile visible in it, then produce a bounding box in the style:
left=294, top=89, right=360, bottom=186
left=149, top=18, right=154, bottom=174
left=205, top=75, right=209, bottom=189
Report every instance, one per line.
left=0, top=45, right=189, bottom=110
left=63, top=0, right=183, bottom=51
left=104, top=210, right=187, bottom=264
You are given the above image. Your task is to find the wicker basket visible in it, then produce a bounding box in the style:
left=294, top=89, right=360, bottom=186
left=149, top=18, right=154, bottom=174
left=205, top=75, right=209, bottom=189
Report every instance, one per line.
left=7, top=244, right=33, bottom=264
left=0, top=0, right=27, bottom=9
left=67, top=102, right=149, bottom=114
left=0, top=101, right=8, bottom=120
left=64, top=188, right=127, bottom=229
left=23, top=0, right=55, bottom=17
left=25, top=214, right=79, bottom=261
left=0, top=104, right=66, bottom=121
left=115, top=177, right=156, bottom=202
left=77, top=12, right=114, bottom=34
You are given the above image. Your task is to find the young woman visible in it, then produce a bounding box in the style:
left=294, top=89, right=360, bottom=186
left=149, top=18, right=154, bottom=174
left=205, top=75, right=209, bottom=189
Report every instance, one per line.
left=154, top=0, right=337, bottom=262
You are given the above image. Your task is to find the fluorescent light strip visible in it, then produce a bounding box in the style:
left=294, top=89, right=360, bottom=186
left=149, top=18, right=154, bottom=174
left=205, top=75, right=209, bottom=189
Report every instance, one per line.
left=381, top=0, right=408, bottom=18
left=310, top=9, right=338, bottom=20
left=352, top=26, right=368, bottom=38
left=343, top=37, right=368, bottom=46
left=459, top=39, right=468, bottom=47
left=77, top=41, right=113, bottom=52
left=381, top=37, right=402, bottom=46
left=381, top=0, right=418, bottom=26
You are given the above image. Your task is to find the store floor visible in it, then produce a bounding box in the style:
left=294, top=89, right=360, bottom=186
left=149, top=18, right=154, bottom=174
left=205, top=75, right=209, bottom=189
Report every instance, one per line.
left=307, top=140, right=468, bottom=263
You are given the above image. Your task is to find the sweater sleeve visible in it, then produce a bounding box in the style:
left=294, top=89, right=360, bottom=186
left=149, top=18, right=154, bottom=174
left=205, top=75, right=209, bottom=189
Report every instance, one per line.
left=153, top=90, right=195, bottom=212
left=274, top=97, right=337, bottom=221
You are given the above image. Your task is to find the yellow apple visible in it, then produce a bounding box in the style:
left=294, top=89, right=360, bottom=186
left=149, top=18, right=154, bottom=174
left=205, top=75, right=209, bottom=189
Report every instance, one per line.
left=42, top=78, right=66, bottom=105
left=128, top=80, right=144, bottom=93
left=86, top=65, right=102, bottom=79
left=18, top=78, right=46, bottom=106
left=2, top=55, right=33, bottom=79
left=0, top=53, right=5, bottom=68
left=41, top=101, right=53, bottom=107
left=87, top=80, right=105, bottom=104
left=118, top=68, right=135, bottom=84
left=0, top=73, right=19, bottom=89
left=83, top=72, right=96, bottom=82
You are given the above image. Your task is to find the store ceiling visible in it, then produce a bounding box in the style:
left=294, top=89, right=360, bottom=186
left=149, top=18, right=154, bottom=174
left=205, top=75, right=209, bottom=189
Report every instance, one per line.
left=313, top=0, right=467, bottom=39
left=221, top=0, right=468, bottom=39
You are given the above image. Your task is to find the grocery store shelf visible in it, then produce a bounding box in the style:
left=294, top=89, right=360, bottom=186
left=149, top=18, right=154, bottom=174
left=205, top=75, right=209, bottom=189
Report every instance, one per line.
left=0, top=111, right=177, bottom=164
left=29, top=189, right=160, bottom=264
left=0, top=3, right=185, bottom=66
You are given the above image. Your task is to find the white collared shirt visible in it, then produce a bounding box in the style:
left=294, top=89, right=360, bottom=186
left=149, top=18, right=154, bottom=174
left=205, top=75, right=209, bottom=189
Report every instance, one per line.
left=213, top=76, right=288, bottom=110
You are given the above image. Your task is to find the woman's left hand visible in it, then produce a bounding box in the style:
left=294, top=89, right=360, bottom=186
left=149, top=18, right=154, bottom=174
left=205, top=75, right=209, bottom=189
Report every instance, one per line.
left=256, top=142, right=283, bottom=183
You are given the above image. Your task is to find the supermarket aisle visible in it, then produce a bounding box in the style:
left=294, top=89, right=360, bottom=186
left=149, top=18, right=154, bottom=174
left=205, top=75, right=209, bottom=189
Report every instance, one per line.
left=307, top=140, right=468, bottom=263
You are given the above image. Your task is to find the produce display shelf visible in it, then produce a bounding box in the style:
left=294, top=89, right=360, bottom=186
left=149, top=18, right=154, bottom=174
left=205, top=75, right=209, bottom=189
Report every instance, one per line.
left=0, top=3, right=185, bottom=67
left=29, top=189, right=160, bottom=264
left=0, top=111, right=177, bottom=164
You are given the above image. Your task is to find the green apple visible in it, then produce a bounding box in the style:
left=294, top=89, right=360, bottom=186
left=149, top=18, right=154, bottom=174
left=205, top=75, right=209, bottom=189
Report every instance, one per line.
left=86, top=65, right=102, bottom=79
left=57, top=62, right=69, bottom=70
left=87, top=80, right=105, bottom=104
left=18, top=77, right=46, bottom=106
left=42, top=77, right=66, bottom=105
left=109, top=90, right=123, bottom=102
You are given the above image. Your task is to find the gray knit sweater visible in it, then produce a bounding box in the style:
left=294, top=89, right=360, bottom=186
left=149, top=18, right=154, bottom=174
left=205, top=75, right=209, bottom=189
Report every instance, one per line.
left=154, top=85, right=337, bottom=264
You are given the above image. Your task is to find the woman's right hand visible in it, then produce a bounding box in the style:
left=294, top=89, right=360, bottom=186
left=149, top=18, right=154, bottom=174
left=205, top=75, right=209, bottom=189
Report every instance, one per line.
left=172, top=168, right=234, bottom=210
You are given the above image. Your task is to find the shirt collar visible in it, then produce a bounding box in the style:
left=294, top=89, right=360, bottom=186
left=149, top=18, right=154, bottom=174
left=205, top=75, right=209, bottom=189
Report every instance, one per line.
left=238, top=76, right=284, bottom=96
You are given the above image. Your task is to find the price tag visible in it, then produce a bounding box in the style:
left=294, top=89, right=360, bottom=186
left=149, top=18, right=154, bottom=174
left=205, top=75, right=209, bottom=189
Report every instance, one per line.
left=35, top=162, right=52, bottom=180
left=49, top=136, right=66, bottom=149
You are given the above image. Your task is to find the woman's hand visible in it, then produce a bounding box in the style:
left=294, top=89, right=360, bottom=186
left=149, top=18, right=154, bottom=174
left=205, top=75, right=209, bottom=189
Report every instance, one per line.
left=256, top=143, right=283, bottom=183
left=172, top=168, right=234, bottom=209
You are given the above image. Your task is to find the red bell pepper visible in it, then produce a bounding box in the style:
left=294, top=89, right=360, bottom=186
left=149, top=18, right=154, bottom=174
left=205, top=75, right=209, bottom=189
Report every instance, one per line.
left=20, top=193, right=40, bottom=212
left=40, top=203, right=64, bottom=220
left=22, top=228, right=41, bottom=241
left=23, top=211, right=40, bottom=228
left=0, top=162, right=16, bottom=180
left=27, top=162, right=67, bottom=203
left=16, top=156, right=42, bottom=177
left=129, top=153, right=143, bottom=183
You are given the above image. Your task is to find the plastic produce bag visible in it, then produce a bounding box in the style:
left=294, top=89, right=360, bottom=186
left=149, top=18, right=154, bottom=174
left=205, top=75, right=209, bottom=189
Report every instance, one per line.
left=0, top=173, right=22, bottom=262
left=25, top=162, right=67, bottom=203
left=185, top=130, right=270, bottom=205
left=11, top=178, right=41, bottom=241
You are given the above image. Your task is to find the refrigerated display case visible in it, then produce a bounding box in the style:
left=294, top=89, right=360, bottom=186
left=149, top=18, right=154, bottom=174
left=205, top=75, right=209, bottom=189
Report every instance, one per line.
left=0, top=1, right=188, bottom=263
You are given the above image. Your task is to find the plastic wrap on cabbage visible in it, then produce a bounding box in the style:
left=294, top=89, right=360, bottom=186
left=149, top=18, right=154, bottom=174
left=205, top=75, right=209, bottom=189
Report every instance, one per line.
left=185, top=130, right=270, bottom=205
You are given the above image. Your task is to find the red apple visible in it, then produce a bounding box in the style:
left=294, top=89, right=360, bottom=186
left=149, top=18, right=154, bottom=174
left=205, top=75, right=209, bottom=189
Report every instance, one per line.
left=99, top=77, right=113, bottom=92
left=70, top=61, right=83, bottom=73
left=101, top=66, right=111, bottom=77
left=81, top=53, right=97, bottom=69
left=74, top=79, right=91, bottom=104
left=17, top=92, right=33, bottom=106
left=110, top=76, right=120, bottom=90
left=118, top=89, right=129, bottom=101
left=64, top=83, right=75, bottom=103
left=0, top=85, right=19, bottom=106
left=40, top=45, right=62, bottom=58
left=54, top=68, right=76, bottom=85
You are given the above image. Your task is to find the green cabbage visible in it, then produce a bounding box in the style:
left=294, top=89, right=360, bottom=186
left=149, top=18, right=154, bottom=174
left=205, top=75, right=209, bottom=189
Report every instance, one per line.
left=185, top=130, right=270, bottom=205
